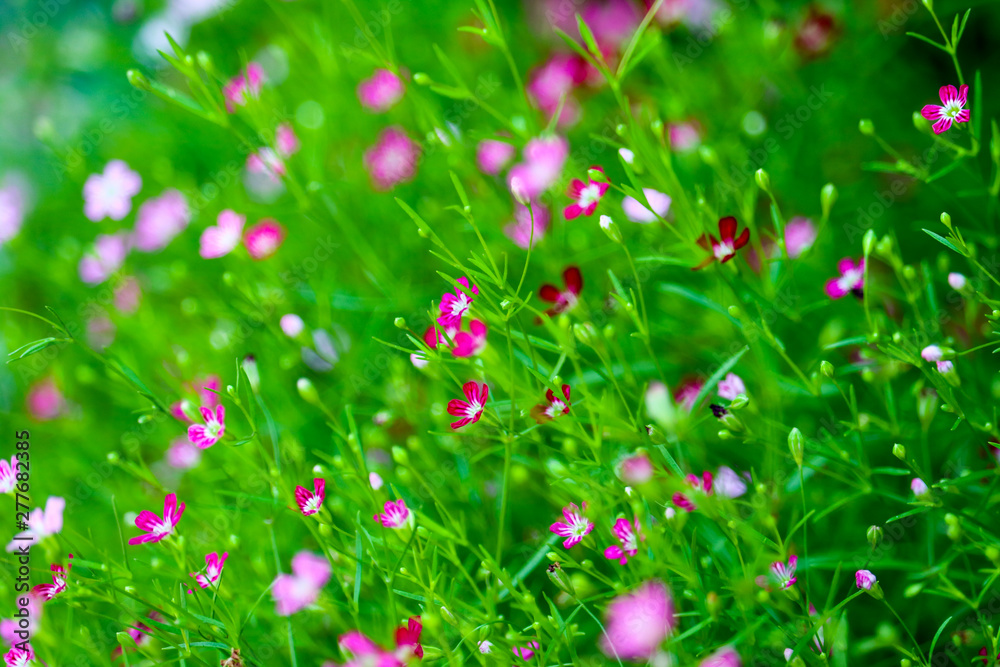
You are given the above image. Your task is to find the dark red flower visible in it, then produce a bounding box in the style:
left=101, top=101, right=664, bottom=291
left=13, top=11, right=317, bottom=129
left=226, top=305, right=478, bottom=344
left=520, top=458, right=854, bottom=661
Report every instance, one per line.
left=396, top=616, right=424, bottom=659
left=693, top=217, right=750, bottom=270
left=539, top=266, right=583, bottom=317
left=531, top=384, right=571, bottom=423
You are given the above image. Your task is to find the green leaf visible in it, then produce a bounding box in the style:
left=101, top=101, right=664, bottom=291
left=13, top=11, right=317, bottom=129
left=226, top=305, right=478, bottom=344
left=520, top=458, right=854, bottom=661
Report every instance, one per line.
left=690, top=345, right=749, bottom=414
left=905, top=31, right=948, bottom=51
left=575, top=13, right=602, bottom=59
left=7, top=337, right=63, bottom=362
left=922, top=229, right=965, bottom=256
left=658, top=283, right=738, bottom=324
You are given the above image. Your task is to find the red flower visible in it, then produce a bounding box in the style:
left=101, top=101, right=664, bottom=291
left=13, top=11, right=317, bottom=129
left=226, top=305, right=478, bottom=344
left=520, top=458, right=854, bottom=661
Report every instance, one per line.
left=531, top=384, right=571, bottom=423
left=693, top=217, right=750, bottom=270
left=395, top=616, right=424, bottom=659
left=539, top=266, right=583, bottom=317
left=447, top=381, right=489, bottom=429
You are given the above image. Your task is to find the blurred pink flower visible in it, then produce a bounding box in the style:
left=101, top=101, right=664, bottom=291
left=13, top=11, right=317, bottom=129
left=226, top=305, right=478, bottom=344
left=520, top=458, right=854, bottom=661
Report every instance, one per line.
left=549, top=501, right=593, bottom=548
left=618, top=452, right=654, bottom=484
left=373, top=498, right=412, bottom=529
left=190, top=551, right=228, bottom=589
left=281, top=313, right=305, bottom=337
left=244, top=218, right=285, bottom=260
left=673, top=378, right=702, bottom=411
left=223, top=62, right=265, bottom=112
left=113, top=276, right=142, bottom=314
left=794, top=6, right=837, bottom=58
left=912, top=478, right=929, bottom=496
left=0, top=174, right=30, bottom=246
left=0, top=594, right=40, bottom=644
left=507, top=135, right=568, bottom=200
left=200, top=209, right=245, bottom=259
left=0, top=456, right=17, bottom=494
left=83, top=160, right=142, bottom=222
left=527, top=54, right=587, bottom=127
left=699, top=646, right=742, bottom=667
left=295, top=478, right=326, bottom=516
left=505, top=202, right=550, bottom=249
left=600, top=580, right=676, bottom=660
left=128, top=493, right=184, bottom=545
left=784, top=216, right=818, bottom=257
left=717, top=372, right=745, bottom=400
left=357, top=68, right=405, bottom=112
left=668, top=119, right=702, bottom=152
left=3, top=647, right=35, bottom=667
left=758, top=555, right=798, bottom=590
left=364, top=126, right=420, bottom=190
left=714, top=466, right=748, bottom=498
left=447, top=381, right=489, bottom=429
left=276, top=123, right=301, bottom=156
left=26, top=378, right=65, bottom=421
left=273, top=551, right=330, bottom=615
left=132, top=189, right=190, bottom=252
left=246, top=148, right=287, bottom=180
left=622, top=188, right=671, bottom=223
left=167, top=436, right=202, bottom=469
left=512, top=641, right=539, bottom=661
left=111, top=612, right=163, bottom=659
left=5, top=496, right=63, bottom=552
left=531, top=384, right=572, bottom=423
left=922, top=84, right=970, bottom=134
left=825, top=257, right=864, bottom=299
left=79, top=232, right=129, bottom=285
left=187, top=405, right=225, bottom=449
left=476, top=139, right=516, bottom=175
left=539, top=266, right=583, bottom=317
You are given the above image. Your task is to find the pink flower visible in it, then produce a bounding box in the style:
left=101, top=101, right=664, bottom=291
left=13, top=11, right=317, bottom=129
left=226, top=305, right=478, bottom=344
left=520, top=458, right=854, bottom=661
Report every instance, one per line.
left=936, top=360, right=954, bottom=374
left=26, top=378, right=64, bottom=421
left=0, top=456, right=17, bottom=494
left=452, top=319, right=488, bottom=358
left=281, top=313, right=305, bottom=337
left=911, top=478, right=929, bottom=496
left=79, top=232, right=129, bottom=285
left=604, top=517, right=642, bottom=565
left=673, top=378, right=703, bottom=411
left=357, top=68, right=405, bottom=112
left=199, top=209, right=245, bottom=259
left=581, top=0, right=641, bottom=51
left=369, top=472, right=384, bottom=490
left=673, top=471, right=713, bottom=512
left=437, top=277, right=478, bottom=328
left=187, top=405, right=226, bottom=449
left=921, top=345, right=943, bottom=362
left=244, top=218, right=285, bottom=260
left=167, top=436, right=202, bottom=469
left=190, top=551, right=228, bottom=589
left=794, top=6, right=837, bottom=57
left=507, top=136, right=568, bottom=200
left=527, top=54, right=587, bottom=127
left=128, top=493, right=185, bottom=545
left=111, top=612, right=163, bottom=659
left=714, top=466, right=748, bottom=499
left=621, top=188, right=671, bottom=223
left=170, top=375, right=221, bottom=421
left=758, top=555, right=798, bottom=590
left=717, top=373, right=745, bottom=400
left=295, top=478, right=326, bottom=516
left=512, top=641, right=539, bottom=661
left=477, top=640, right=493, bottom=654
left=247, top=148, right=287, bottom=181
left=600, top=580, right=676, bottom=660
left=223, top=62, right=265, bottom=112
left=825, top=257, right=865, bottom=299
left=0, top=174, right=29, bottom=246
left=921, top=84, right=970, bottom=134
left=0, top=594, right=40, bottom=645
left=32, top=556, right=72, bottom=601
left=364, top=126, right=420, bottom=190
left=5, top=496, right=64, bottom=552
left=276, top=123, right=300, bottom=156
left=694, top=216, right=750, bottom=269
left=699, top=645, right=742, bottom=667
left=855, top=569, right=876, bottom=590
left=273, top=551, right=330, bottom=616
left=114, top=276, right=142, bottom=314
left=549, top=501, right=593, bottom=548
left=948, top=272, right=967, bottom=290
left=618, top=452, right=654, bottom=484
left=83, top=160, right=142, bottom=221
left=374, top=499, right=412, bottom=529
left=531, top=384, right=571, bottom=423
left=505, top=202, right=550, bottom=249
left=395, top=616, right=424, bottom=659
left=477, top=139, right=516, bottom=174
left=564, top=166, right=609, bottom=219
left=132, top=189, right=190, bottom=252
left=447, top=381, right=489, bottom=429
left=539, top=266, right=582, bottom=317
left=784, top=217, right=818, bottom=257
left=3, top=647, right=35, bottom=667
left=668, top=119, right=702, bottom=152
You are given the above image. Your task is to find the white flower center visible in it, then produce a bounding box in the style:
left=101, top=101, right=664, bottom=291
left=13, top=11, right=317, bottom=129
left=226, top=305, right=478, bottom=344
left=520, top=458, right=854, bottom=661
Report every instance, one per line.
left=713, top=241, right=735, bottom=260
left=578, top=184, right=601, bottom=207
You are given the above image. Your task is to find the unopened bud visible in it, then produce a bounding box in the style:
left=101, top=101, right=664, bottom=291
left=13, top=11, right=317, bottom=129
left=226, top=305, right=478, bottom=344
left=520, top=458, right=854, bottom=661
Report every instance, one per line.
left=412, top=72, right=431, bottom=85
left=126, top=69, right=151, bottom=91
left=394, top=317, right=407, bottom=329
left=587, top=168, right=609, bottom=184
left=858, top=119, right=875, bottom=136
left=296, top=378, right=319, bottom=406
left=867, top=525, right=883, bottom=548
left=618, top=147, right=634, bottom=165
left=599, top=215, right=622, bottom=243
left=940, top=211, right=952, bottom=228
left=892, top=443, right=906, bottom=460
left=862, top=229, right=877, bottom=254
left=820, top=361, right=835, bottom=378
left=510, top=177, right=530, bottom=205
left=788, top=427, right=804, bottom=466
left=755, top=168, right=771, bottom=193
left=546, top=562, right=576, bottom=597
left=820, top=183, right=838, bottom=217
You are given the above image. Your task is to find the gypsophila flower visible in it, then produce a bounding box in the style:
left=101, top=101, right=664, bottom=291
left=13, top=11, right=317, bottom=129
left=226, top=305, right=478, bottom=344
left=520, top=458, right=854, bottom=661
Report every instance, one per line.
left=549, top=502, right=593, bottom=548
left=166, top=436, right=202, bottom=470
left=6, top=496, right=64, bottom=551
left=855, top=569, right=876, bottom=590
left=273, top=551, right=330, bottom=616
left=699, top=645, right=742, bottom=667
left=618, top=452, right=654, bottom=484
left=912, top=478, right=930, bottom=496
left=295, top=478, right=326, bottom=516
left=0, top=456, right=17, bottom=494
left=128, top=493, right=185, bottom=545
left=447, top=381, right=489, bottom=429
left=512, top=641, right=540, bottom=661
left=564, top=166, right=609, bottom=219
left=759, top=555, right=798, bottom=590
left=3, top=647, right=35, bottom=667
left=539, top=266, right=582, bottom=317
left=451, top=319, right=488, bottom=358
left=604, top=517, right=642, bottom=565
left=717, top=373, right=745, bottom=400
left=477, top=139, right=516, bottom=175
left=223, top=62, right=265, bottom=112
left=83, top=160, right=142, bottom=221
left=199, top=209, right=245, bottom=259
left=948, top=272, right=967, bottom=290
left=357, top=68, right=405, bottom=112
left=622, top=188, right=671, bottom=223
left=373, top=499, right=412, bottom=529
left=478, top=640, right=493, bottom=654
left=32, top=555, right=72, bottom=600
left=243, top=218, right=285, bottom=260
left=438, top=277, right=478, bottom=328
left=189, top=552, right=228, bottom=590
left=600, top=580, right=676, bottom=661
left=825, top=258, right=865, bottom=299
left=921, top=345, right=943, bottom=362
left=694, top=216, right=750, bottom=269
left=188, top=405, right=226, bottom=449
left=531, top=384, right=571, bottom=423
left=921, top=84, right=970, bottom=134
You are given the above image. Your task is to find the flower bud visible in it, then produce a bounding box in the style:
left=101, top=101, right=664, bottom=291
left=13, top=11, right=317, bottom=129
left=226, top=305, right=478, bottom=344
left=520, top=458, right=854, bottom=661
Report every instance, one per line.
left=510, top=177, right=530, bottom=205
left=820, top=183, right=838, bottom=217
left=729, top=394, right=749, bottom=410
left=698, top=145, right=718, bottom=166
left=618, top=148, right=634, bottom=165
left=892, top=443, right=906, bottom=460
left=788, top=427, right=804, bottom=466
left=862, top=229, right=877, bottom=254
left=820, top=361, right=835, bottom=378
left=180, top=400, right=200, bottom=422
left=242, top=356, right=260, bottom=394
left=394, top=317, right=407, bottom=329
left=296, top=377, right=320, bottom=406
left=940, top=211, right=952, bottom=228
left=867, top=525, right=883, bottom=548
left=587, top=168, right=609, bottom=184
left=858, top=119, right=875, bottom=136
left=546, top=562, right=576, bottom=597
left=599, top=215, right=622, bottom=244
left=412, top=72, right=431, bottom=85
left=856, top=569, right=883, bottom=599
left=755, top=168, right=771, bottom=193
left=126, top=69, right=151, bottom=91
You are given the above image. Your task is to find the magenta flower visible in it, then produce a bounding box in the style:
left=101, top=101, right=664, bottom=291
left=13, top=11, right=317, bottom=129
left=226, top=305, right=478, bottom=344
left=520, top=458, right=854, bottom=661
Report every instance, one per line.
left=276, top=123, right=300, bottom=156
left=295, top=478, right=326, bottom=516
left=759, top=555, right=798, bottom=590
left=549, top=501, right=593, bottom=549
left=364, top=126, right=420, bottom=191
left=132, top=189, right=190, bottom=252
left=714, top=466, right=748, bottom=499
left=452, top=319, right=488, bottom=358
left=512, top=641, right=540, bottom=661
left=476, top=139, right=516, bottom=175
left=5, top=496, right=64, bottom=552
left=505, top=202, right=550, bottom=249
left=668, top=119, right=702, bottom=152
left=223, top=62, right=265, bottom=112
left=199, top=209, right=245, bottom=259
left=531, top=384, right=571, bottom=423
left=0, top=456, right=17, bottom=494
left=618, top=452, right=654, bottom=484
left=921, top=345, right=943, bottom=362
left=539, top=266, right=582, bottom=318
left=921, top=84, right=970, bottom=134
left=673, top=378, right=703, bottom=411
left=273, top=551, right=330, bottom=616
left=246, top=148, right=287, bottom=180
left=32, top=557, right=71, bottom=600
left=621, top=188, right=671, bottom=223
left=600, top=580, right=676, bottom=661
left=79, top=232, right=129, bottom=285
left=190, top=551, right=228, bottom=590
left=447, top=381, right=489, bottom=430
left=699, top=645, right=742, bottom=667
left=527, top=53, right=586, bottom=127
left=717, top=373, right=745, bottom=400
left=694, top=216, right=750, bottom=269
left=128, top=493, right=185, bottom=545
left=673, top=471, right=713, bottom=512
left=825, top=257, right=865, bottom=299
left=166, top=436, right=202, bottom=469
left=437, top=277, right=478, bottom=328
left=25, top=378, right=65, bottom=421
left=374, top=499, right=412, bottom=529
left=911, top=478, right=929, bottom=496
left=3, top=647, right=35, bottom=667
left=83, top=160, right=142, bottom=221
left=0, top=594, right=40, bottom=645
left=604, top=517, right=641, bottom=565
left=187, top=405, right=226, bottom=449
left=0, top=174, right=29, bottom=246
left=394, top=616, right=424, bottom=659
left=507, top=135, right=568, bottom=200
left=564, top=166, right=609, bottom=219
left=784, top=216, right=818, bottom=257
left=855, top=569, right=876, bottom=590
left=244, top=218, right=285, bottom=260
left=357, top=68, right=405, bottom=112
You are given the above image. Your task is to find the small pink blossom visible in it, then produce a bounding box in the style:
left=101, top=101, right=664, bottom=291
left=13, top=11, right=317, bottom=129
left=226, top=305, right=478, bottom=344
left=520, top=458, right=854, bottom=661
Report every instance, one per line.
left=714, top=466, right=748, bottom=499
left=921, top=84, right=970, bottom=134
left=758, top=555, right=798, bottom=590
left=357, top=68, right=405, bottom=112
left=26, top=378, right=65, bottom=421
left=395, top=616, right=424, bottom=659
left=32, top=556, right=72, bottom=601
left=5, top=496, right=64, bottom=552
left=549, top=501, right=593, bottom=549
left=244, top=218, right=285, bottom=260
left=374, top=499, right=412, bottom=529
left=113, top=276, right=142, bottom=314
left=600, top=580, right=676, bottom=661
left=273, top=551, right=330, bottom=616
left=505, top=203, right=550, bottom=249
left=794, top=6, right=837, bottom=57
left=476, top=139, right=516, bottom=175
left=911, top=478, right=929, bottom=496
left=825, top=257, right=865, bottom=299
left=276, top=123, right=301, bottom=156
left=673, top=471, right=713, bottom=512
left=531, top=384, right=571, bottom=423
left=187, top=405, right=226, bottom=449
left=170, top=375, right=221, bottom=422
left=699, top=645, right=742, bottom=667
left=0, top=456, right=17, bottom=494
left=128, top=493, right=185, bottom=545
left=0, top=594, right=40, bottom=645
left=452, top=319, right=488, bottom=358
left=948, top=272, right=967, bottom=290
left=364, top=126, right=420, bottom=190
left=295, top=478, right=326, bottom=516
left=247, top=148, right=287, bottom=181
left=281, top=314, right=305, bottom=337
left=717, top=372, right=745, bottom=401
left=621, top=188, right=671, bottom=223
left=618, top=452, right=654, bottom=484
left=447, top=381, right=489, bottom=430
left=79, top=232, right=129, bottom=285
left=167, top=436, right=202, bottom=469
left=200, top=209, right=245, bottom=259
left=527, top=54, right=587, bottom=127
left=437, top=277, right=478, bottom=328
left=604, top=517, right=642, bottom=565
left=538, top=266, right=582, bottom=317
left=855, top=569, right=876, bottom=590
left=223, top=62, right=265, bottom=112
left=3, top=647, right=35, bottom=667
left=477, top=640, right=493, bottom=654
left=507, top=135, right=568, bottom=200
left=0, top=174, right=30, bottom=246
left=132, top=189, right=190, bottom=252
left=694, top=216, right=751, bottom=269
left=673, top=378, right=703, bottom=411
left=936, top=360, right=954, bottom=374
left=564, top=166, right=609, bottom=219
left=784, top=217, right=818, bottom=257
left=190, top=551, right=228, bottom=590
left=668, top=119, right=702, bottom=152
left=921, top=345, right=943, bottom=362
left=83, top=160, right=142, bottom=221
left=512, top=641, right=540, bottom=661
left=369, top=472, right=384, bottom=490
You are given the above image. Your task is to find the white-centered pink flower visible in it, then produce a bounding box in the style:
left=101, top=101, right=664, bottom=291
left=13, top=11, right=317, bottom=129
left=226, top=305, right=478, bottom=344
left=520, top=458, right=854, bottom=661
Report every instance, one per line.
left=447, top=381, right=489, bottom=430
left=699, top=645, right=742, bottom=667
left=604, top=517, right=642, bottom=565
left=5, top=496, right=64, bottom=552
left=364, top=126, right=420, bottom=190
left=373, top=499, right=412, bottom=529
left=32, top=556, right=72, bottom=601
left=132, top=189, right=190, bottom=252
left=272, top=551, right=330, bottom=616
left=600, top=580, right=676, bottom=661
left=243, top=218, right=285, bottom=260
left=295, top=478, right=326, bottom=516
left=128, top=493, right=185, bottom=545
left=531, top=384, right=571, bottom=423
left=855, top=569, right=876, bottom=590
left=717, top=372, right=745, bottom=400
left=826, top=257, right=865, bottom=299
left=188, top=405, right=226, bottom=449
left=505, top=202, right=550, bottom=249
left=190, top=551, right=228, bottom=590
left=622, top=188, right=672, bottom=223
left=564, top=166, right=609, bottom=220
left=3, top=647, right=35, bottom=667
left=452, top=319, right=488, bottom=358
left=476, top=139, right=516, bottom=175
left=79, top=232, right=129, bottom=285
left=758, top=555, right=798, bottom=590
left=0, top=456, right=18, bottom=494
left=83, top=160, right=142, bottom=222
left=200, top=209, right=245, bottom=259
left=921, top=84, right=970, bottom=134
left=549, top=501, right=593, bottom=549
left=437, top=277, right=478, bottom=328
left=357, top=68, right=405, bottom=112
left=223, top=62, right=265, bottom=112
